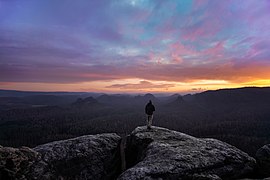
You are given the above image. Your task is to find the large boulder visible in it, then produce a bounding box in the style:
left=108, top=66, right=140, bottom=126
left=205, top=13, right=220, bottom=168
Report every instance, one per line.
left=32, top=133, right=121, bottom=180
left=119, top=126, right=256, bottom=180
left=256, top=144, right=270, bottom=177
left=0, top=133, right=121, bottom=180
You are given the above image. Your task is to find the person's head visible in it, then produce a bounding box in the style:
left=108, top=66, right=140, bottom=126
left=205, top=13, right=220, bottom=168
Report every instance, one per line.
left=149, top=100, right=152, bottom=104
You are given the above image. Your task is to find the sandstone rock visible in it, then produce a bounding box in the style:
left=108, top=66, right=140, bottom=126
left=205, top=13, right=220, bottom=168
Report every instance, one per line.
left=32, top=133, right=121, bottom=179
left=0, top=146, right=38, bottom=180
left=119, top=126, right=256, bottom=180
left=0, top=133, right=121, bottom=180
left=256, top=144, right=270, bottom=177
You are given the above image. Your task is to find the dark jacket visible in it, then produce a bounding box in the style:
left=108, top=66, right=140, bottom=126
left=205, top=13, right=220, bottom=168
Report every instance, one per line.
left=145, top=102, right=155, bottom=115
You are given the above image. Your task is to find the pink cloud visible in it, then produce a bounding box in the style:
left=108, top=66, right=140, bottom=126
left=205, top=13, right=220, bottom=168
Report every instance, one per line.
left=182, top=20, right=221, bottom=41
left=203, top=41, right=224, bottom=55
left=192, top=0, right=210, bottom=9
left=201, top=41, right=225, bottom=62
left=169, top=42, right=195, bottom=56
left=171, top=53, right=183, bottom=63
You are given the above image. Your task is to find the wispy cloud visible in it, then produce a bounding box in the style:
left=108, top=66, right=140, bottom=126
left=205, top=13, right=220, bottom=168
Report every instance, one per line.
left=106, top=80, right=175, bottom=90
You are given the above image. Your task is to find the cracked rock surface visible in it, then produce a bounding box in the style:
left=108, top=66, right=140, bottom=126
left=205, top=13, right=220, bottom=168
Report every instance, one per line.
left=0, top=133, right=121, bottom=180
left=119, top=126, right=256, bottom=180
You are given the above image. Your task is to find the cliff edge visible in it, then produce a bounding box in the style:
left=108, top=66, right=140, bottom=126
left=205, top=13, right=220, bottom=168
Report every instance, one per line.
left=119, top=126, right=256, bottom=180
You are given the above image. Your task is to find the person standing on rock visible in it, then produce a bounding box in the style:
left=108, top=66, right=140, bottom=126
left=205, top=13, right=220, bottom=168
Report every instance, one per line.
left=145, top=100, right=155, bottom=129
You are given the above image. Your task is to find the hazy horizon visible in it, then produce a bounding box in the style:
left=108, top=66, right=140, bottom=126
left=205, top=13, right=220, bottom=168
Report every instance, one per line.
left=1, top=86, right=270, bottom=96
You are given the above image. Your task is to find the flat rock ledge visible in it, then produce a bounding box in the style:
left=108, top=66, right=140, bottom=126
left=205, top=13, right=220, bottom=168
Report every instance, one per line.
left=119, top=126, right=256, bottom=180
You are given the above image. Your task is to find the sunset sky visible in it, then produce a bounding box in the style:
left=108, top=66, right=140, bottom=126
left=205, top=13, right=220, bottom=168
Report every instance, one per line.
left=0, top=0, right=270, bottom=93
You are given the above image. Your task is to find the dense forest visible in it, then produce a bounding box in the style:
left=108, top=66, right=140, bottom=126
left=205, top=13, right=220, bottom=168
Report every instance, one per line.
left=0, top=87, right=270, bottom=156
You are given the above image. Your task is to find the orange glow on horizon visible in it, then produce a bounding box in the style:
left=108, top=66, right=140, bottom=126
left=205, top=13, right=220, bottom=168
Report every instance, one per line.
left=1, top=78, right=270, bottom=94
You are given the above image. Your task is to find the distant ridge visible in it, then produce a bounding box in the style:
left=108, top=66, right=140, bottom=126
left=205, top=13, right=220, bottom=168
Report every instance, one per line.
left=201, top=86, right=270, bottom=93
left=72, top=97, right=99, bottom=107
left=1, top=86, right=270, bottom=96
left=0, top=89, right=102, bottom=97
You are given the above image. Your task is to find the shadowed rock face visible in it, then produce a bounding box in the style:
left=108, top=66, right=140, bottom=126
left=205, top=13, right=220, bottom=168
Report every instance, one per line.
left=0, top=146, right=38, bottom=180
left=256, top=144, right=270, bottom=177
left=0, top=134, right=121, bottom=180
left=119, top=126, right=256, bottom=180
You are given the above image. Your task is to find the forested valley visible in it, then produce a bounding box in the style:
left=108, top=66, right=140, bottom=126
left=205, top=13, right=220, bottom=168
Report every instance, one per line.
left=0, top=87, right=270, bottom=156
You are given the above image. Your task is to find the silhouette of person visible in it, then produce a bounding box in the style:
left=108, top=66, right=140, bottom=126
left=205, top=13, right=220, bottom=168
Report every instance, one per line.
left=145, top=100, right=155, bottom=129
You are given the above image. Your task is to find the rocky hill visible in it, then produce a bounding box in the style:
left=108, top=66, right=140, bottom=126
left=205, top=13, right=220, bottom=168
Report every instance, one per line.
left=0, top=126, right=269, bottom=179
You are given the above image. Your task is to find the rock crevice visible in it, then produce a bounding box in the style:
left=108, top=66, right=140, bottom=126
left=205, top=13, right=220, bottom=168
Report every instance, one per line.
left=1, top=126, right=268, bottom=180
left=119, top=126, right=256, bottom=180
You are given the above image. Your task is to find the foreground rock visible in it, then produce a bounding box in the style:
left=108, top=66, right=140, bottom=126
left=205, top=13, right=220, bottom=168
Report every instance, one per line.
left=256, top=144, right=270, bottom=177
left=119, top=126, right=256, bottom=180
left=0, top=146, right=38, bottom=179
left=0, top=133, right=121, bottom=180
left=240, top=178, right=270, bottom=180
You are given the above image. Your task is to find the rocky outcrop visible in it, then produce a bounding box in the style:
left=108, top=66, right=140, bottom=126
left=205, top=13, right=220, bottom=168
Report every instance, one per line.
left=119, top=126, right=256, bottom=180
left=0, top=133, right=121, bottom=180
left=256, top=144, right=270, bottom=177
left=0, top=126, right=260, bottom=180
